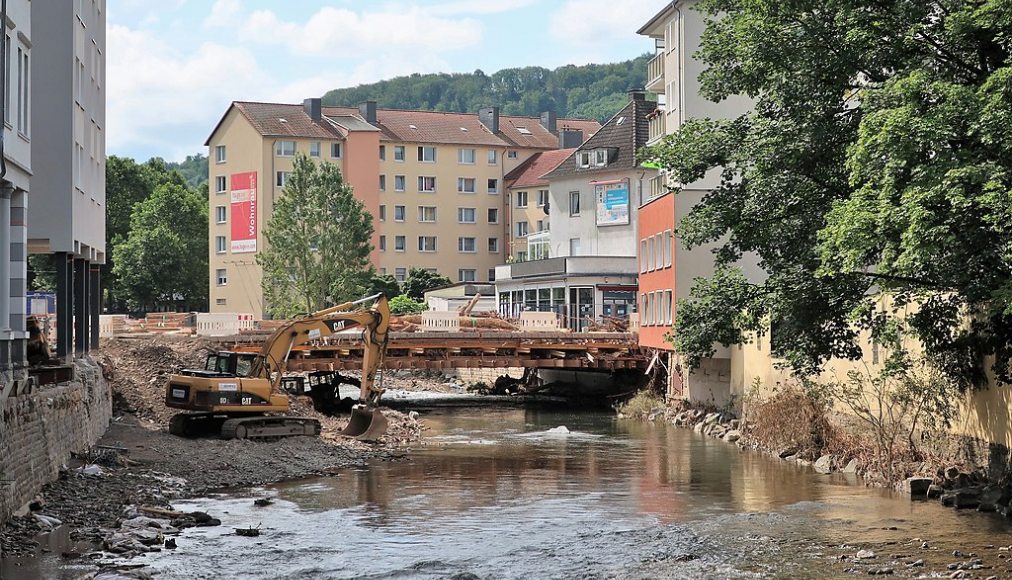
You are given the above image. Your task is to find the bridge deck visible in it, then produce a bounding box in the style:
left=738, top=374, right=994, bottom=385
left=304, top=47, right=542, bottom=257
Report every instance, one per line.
left=218, top=331, right=646, bottom=372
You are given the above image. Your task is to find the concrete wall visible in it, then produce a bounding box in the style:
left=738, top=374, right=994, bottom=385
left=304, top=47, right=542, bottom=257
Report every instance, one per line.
left=545, top=171, right=647, bottom=259
left=452, top=366, right=525, bottom=386
left=0, top=359, right=111, bottom=522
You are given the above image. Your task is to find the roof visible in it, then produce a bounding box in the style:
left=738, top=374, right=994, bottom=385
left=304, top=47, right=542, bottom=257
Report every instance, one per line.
left=637, top=2, right=678, bottom=36
left=504, top=148, right=577, bottom=189
left=207, top=101, right=601, bottom=149
left=542, top=96, right=657, bottom=181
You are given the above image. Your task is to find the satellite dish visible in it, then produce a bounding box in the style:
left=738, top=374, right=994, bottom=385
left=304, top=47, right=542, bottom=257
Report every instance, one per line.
left=543, top=202, right=550, bottom=215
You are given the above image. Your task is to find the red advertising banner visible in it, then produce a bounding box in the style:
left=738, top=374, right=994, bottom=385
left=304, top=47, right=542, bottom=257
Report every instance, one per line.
left=230, top=172, right=257, bottom=254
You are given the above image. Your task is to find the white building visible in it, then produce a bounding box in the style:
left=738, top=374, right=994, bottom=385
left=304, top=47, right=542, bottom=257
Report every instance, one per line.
left=0, top=0, right=32, bottom=399
left=28, top=0, right=106, bottom=361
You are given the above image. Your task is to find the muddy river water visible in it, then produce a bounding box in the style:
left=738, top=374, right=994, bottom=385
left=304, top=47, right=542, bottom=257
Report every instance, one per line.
left=15, top=407, right=1012, bottom=578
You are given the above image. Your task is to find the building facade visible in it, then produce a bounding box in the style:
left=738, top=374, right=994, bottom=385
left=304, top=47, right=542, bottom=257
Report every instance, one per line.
left=206, top=99, right=599, bottom=318
left=637, top=0, right=758, bottom=404
left=27, top=0, right=106, bottom=363
left=496, top=93, right=657, bottom=330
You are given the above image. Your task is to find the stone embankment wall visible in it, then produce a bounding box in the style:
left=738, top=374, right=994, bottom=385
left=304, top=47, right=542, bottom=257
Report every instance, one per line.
left=0, top=359, right=110, bottom=521
left=450, top=367, right=525, bottom=385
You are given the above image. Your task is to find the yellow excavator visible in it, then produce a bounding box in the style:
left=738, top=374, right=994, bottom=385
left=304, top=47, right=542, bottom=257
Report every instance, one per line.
left=164, top=293, right=390, bottom=441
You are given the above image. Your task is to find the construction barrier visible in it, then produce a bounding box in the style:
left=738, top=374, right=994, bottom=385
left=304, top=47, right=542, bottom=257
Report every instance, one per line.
left=421, top=311, right=460, bottom=332
left=98, top=315, right=128, bottom=338
left=195, top=313, right=257, bottom=337
left=518, top=312, right=561, bottom=331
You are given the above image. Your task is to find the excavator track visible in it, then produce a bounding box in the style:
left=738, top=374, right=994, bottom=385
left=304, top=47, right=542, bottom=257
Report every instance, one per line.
left=220, top=416, right=321, bottom=439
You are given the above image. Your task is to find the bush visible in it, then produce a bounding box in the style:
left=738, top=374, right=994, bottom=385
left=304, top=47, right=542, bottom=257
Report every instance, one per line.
left=616, top=390, right=665, bottom=419
left=744, top=381, right=839, bottom=460
left=389, top=294, right=427, bottom=315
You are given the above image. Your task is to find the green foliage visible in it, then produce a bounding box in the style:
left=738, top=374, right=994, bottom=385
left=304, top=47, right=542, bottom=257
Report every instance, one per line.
left=402, top=268, right=452, bottom=300
left=257, top=154, right=374, bottom=318
left=27, top=254, right=55, bottom=292
left=322, top=56, right=652, bottom=123
left=365, top=273, right=401, bottom=299
left=112, top=182, right=208, bottom=311
left=389, top=294, right=427, bottom=315
left=162, top=153, right=209, bottom=189
left=644, top=0, right=1012, bottom=383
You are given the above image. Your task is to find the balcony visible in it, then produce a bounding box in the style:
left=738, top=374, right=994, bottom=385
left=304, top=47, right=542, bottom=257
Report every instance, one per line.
left=647, top=112, right=666, bottom=145
left=646, top=52, right=665, bottom=93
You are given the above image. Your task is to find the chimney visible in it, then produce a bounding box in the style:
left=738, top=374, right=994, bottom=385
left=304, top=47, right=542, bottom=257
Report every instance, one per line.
left=479, top=106, right=500, bottom=134
left=627, top=88, right=646, bottom=102
left=539, top=111, right=557, bottom=134
left=303, top=98, right=322, bottom=122
left=559, top=129, right=583, bottom=149
left=359, top=100, right=377, bottom=124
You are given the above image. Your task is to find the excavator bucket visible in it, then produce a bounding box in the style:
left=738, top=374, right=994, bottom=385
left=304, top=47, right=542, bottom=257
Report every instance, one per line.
left=340, top=406, right=389, bottom=441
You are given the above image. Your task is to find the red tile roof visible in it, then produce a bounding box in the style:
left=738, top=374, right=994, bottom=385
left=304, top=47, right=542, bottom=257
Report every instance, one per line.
left=505, top=148, right=577, bottom=189
left=208, top=101, right=601, bottom=149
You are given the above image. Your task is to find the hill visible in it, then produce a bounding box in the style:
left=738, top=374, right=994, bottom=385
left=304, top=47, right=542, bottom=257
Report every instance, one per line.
left=322, top=55, right=652, bottom=123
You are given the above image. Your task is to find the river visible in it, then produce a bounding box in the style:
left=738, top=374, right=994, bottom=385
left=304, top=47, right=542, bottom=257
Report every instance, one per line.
left=124, top=407, right=1012, bottom=579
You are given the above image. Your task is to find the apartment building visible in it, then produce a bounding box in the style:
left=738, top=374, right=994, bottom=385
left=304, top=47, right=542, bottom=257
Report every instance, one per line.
left=503, top=146, right=576, bottom=262
left=28, top=0, right=106, bottom=363
left=495, top=93, right=656, bottom=329
left=206, top=99, right=599, bottom=318
left=637, top=0, right=756, bottom=404
left=1, top=0, right=32, bottom=399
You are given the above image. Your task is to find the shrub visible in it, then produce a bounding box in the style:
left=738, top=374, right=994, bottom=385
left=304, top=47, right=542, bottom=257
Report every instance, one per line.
left=389, top=294, right=427, bottom=315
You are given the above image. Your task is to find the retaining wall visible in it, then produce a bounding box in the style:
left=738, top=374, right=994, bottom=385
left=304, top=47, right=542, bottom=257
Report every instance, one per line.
left=0, top=359, right=111, bottom=522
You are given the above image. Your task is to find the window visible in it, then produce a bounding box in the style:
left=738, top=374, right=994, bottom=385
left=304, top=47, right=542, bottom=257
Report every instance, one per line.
left=394, top=205, right=406, bottom=222
left=664, top=230, right=673, bottom=267
left=215, top=145, right=226, bottom=163
left=458, top=148, right=476, bottom=164
left=578, top=151, right=591, bottom=168
left=458, top=178, right=476, bottom=193
left=488, top=237, right=499, bottom=253
left=647, top=237, right=655, bottom=271
left=458, top=237, right=476, bottom=253
left=215, top=236, right=226, bottom=254
left=395, top=236, right=406, bottom=252
left=458, top=208, right=476, bottom=224
left=536, top=220, right=545, bottom=232
left=215, top=176, right=227, bottom=193
left=216, top=298, right=227, bottom=306
left=487, top=179, right=499, bottom=194
left=487, top=208, right=499, bottom=224
left=216, top=268, right=228, bottom=286
left=276, top=140, right=296, bottom=156
left=394, top=145, right=405, bottom=161
left=379, top=235, right=387, bottom=251
left=654, top=234, right=663, bottom=270
left=418, top=176, right=436, bottom=192
left=418, top=236, right=437, bottom=252
left=418, top=146, right=437, bottom=162
left=379, top=145, right=386, bottom=160
left=488, top=269, right=496, bottom=282
left=395, top=175, right=406, bottom=192
left=309, top=142, right=321, bottom=158
left=459, top=269, right=476, bottom=282
left=17, top=47, right=28, bottom=136
left=517, top=251, right=528, bottom=262
left=537, top=190, right=549, bottom=207
left=507, top=150, right=518, bottom=159
left=418, top=206, right=437, bottom=222
left=640, top=239, right=648, bottom=273
left=570, top=238, right=581, bottom=256
left=487, top=149, right=498, bottom=164
left=665, top=290, right=673, bottom=325
left=516, top=191, right=528, bottom=208
left=5, top=36, right=11, bottom=124
left=379, top=205, right=386, bottom=222
left=379, top=175, right=386, bottom=192
left=276, top=171, right=290, bottom=187
left=595, top=149, right=608, bottom=166
left=331, top=142, right=343, bottom=158
left=516, top=221, right=528, bottom=237
left=569, top=191, right=580, bottom=215
left=215, top=206, right=227, bottom=224
left=395, top=267, right=407, bottom=282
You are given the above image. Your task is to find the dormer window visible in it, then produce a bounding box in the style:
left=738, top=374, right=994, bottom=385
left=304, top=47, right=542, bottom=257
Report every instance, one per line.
left=595, top=149, right=608, bottom=167
left=578, top=151, right=591, bottom=168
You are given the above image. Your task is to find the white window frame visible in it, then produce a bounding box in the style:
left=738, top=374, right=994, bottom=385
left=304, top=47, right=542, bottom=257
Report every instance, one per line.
left=487, top=208, right=499, bottom=224
left=394, top=145, right=405, bottom=161
left=457, top=177, right=476, bottom=194
left=537, top=190, right=549, bottom=207
left=458, top=148, right=476, bottom=164
left=570, top=191, right=580, bottom=216
left=516, top=191, right=528, bottom=208
left=418, top=176, right=436, bottom=193
left=458, top=207, right=476, bottom=224
left=664, top=230, right=673, bottom=268
left=215, top=206, right=227, bottom=224
left=394, top=205, right=406, bottom=222
left=418, top=236, right=437, bottom=253
left=215, top=236, right=226, bottom=254
left=487, top=178, right=499, bottom=194
left=379, top=205, right=386, bottom=222
left=418, top=206, right=437, bottom=223
left=215, top=176, right=227, bottom=194
left=418, top=146, right=437, bottom=163
left=276, top=171, right=290, bottom=188
left=379, top=144, right=386, bottom=160
left=395, top=175, right=406, bottom=192
left=215, top=145, right=226, bottom=163
left=595, top=149, right=608, bottom=167
left=507, top=150, right=518, bottom=159
left=516, top=221, right=528, bottom=238
left=395, top=267, right=407, bottom=282
left=276, top=140, right=296, bottom=156
left=379, top=174, right=386, bottom=192
left=578, top=151, right=591, bottom=168
left=640, top=239, right=648, bottom=273
left=216, top=268, right=228, bottom=286
left=487, top=149, right=498, bottom=165
left=458, top=269, right=477, bottom=282
left=309, top=142, right=321, bottom=158
left=395, top=236, right=406, bottom=252
left=379, top=235, right=386, bottom=251
left=331, top=142, right=343, bottom=158
left=488, top=237, right=499, bottom=253
left=458, top=237, right=477, bottom=253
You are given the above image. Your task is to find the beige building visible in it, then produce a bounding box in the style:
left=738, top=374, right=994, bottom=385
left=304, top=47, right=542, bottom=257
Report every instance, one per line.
left=206, top=100, right=599, bottom=318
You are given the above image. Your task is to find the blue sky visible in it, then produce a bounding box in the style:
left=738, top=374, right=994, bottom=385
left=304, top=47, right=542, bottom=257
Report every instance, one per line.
left=109, top=0, right=662, bottom=162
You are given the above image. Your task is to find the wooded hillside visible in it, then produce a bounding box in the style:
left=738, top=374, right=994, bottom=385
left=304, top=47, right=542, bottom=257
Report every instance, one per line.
left=322, top=55, right=652, bottom=122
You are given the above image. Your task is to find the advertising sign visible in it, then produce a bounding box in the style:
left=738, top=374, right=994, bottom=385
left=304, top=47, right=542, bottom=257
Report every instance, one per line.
left=230, top=172, right=257, bottom=253
left=595, top=179, right=630, bottom=226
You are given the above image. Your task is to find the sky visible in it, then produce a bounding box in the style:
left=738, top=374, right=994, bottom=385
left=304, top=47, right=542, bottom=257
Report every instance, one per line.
left=108, top=0, right=663, bottom=162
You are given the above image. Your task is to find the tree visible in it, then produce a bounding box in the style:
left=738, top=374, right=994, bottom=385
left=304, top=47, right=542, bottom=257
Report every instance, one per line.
left=389, top=294, right=427, bottom=315
left=642, top=0, right=1012, bottom=384
left=365, top=273, right=401, bottom=299
left=112, top=182, right=208, bottom=312
left=402, top=268, right=451, bottom=300
left=257, top=154, right=374, bottom=318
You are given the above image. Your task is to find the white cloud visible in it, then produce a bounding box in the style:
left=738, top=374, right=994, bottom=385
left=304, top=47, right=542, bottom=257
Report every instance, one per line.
left=549, top=0, right=658, bottom=47
left=203, top=0, right=241, bottom=28
left=107, top=24, right=266, bottom=158
left=240, top=6, right=482, bottom=57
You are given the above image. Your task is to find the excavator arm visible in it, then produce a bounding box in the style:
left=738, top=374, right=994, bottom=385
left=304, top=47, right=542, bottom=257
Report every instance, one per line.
left=252, top=293, right=391, bottom=440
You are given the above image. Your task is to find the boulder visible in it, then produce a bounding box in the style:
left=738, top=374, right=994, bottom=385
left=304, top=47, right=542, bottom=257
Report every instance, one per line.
left=814, top=455, right=834, bottom=474
left=976, top=487, right=1007, bottom=513
left=778, top=447, right=799, bottom=459
left=723, top=430, right=742, bottom=443
left=941, top=488, right=981, bottom=509
left=703, top=412, right=721, bottom=426
left=841, top=459, right=859, bottom=474
left=856, top=549, right=876, bottom=559
left=901, top=477, right=933, bottom=497
left=927, top=484, right=944, bottom=499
